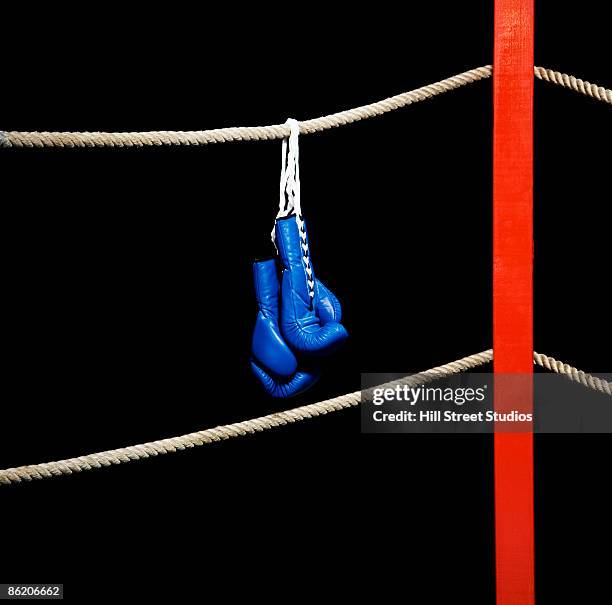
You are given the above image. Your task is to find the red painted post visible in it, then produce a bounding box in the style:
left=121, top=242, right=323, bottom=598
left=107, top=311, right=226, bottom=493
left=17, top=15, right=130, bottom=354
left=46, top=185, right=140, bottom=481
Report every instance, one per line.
left=493, top=0, right=535, bottom=603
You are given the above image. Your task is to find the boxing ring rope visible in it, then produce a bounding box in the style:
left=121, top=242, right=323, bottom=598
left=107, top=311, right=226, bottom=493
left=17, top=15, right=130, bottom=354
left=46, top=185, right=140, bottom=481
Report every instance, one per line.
left=0, top=63, right=609, bottom=487
left=0, top=66, right=610, bottom=149
left=0, top=350, right=610, bottom=485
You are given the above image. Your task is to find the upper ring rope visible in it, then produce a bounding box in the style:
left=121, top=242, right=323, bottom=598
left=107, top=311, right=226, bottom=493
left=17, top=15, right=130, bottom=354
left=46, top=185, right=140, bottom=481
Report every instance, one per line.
left=0, top=66, right=609, bottom=149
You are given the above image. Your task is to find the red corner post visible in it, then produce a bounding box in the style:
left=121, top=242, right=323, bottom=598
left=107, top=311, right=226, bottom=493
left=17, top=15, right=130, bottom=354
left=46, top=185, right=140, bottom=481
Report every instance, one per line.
left=493, top=0, right=535, bottom=603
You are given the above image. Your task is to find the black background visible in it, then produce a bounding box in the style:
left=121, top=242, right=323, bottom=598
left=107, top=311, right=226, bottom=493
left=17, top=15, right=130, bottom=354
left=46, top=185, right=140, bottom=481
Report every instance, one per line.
left=1, top=3, right=610, bottom=603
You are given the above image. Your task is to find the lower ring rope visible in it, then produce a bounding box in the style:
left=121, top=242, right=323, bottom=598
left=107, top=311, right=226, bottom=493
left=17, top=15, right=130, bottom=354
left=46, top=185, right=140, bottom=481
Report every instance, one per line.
left=0, top=350, right=609, bottom=485
left=533, top=352, right=611, bottom=396
left=0, top=66, right=609, bottom=149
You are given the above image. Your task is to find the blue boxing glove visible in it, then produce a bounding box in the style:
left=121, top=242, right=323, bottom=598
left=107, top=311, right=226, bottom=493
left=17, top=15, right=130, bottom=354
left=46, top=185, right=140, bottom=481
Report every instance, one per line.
left=249, top=362, right=319, bottom=399
left=275, top=215, right=348, bottom=356
left=251, top=259, right=320, bottom=398
left=316, top=280, right=343, bottom=324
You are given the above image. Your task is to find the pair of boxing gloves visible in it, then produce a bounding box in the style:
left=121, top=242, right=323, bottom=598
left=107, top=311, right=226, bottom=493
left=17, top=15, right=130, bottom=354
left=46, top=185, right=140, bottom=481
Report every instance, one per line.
left=250, top=215, right=348, bottom=398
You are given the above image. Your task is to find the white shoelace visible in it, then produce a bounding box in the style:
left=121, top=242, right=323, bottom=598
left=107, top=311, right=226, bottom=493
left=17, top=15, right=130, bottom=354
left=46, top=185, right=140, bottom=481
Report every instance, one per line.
left=273, top=119, right=314, bottom=299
